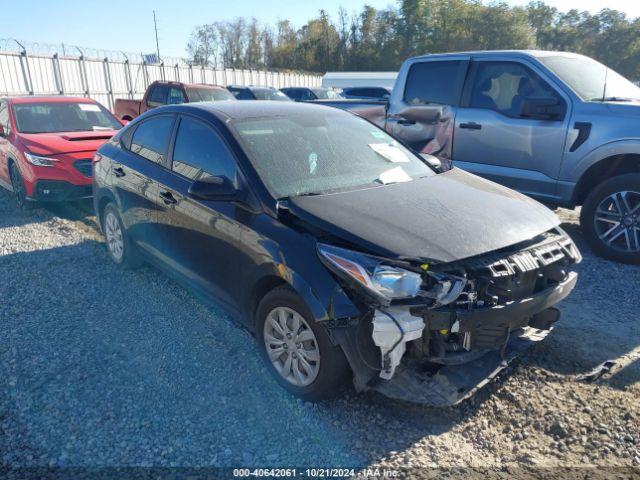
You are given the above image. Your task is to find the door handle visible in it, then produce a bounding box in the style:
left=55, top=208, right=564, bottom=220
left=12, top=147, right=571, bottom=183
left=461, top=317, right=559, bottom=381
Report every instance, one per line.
left=113, top=166, right=126, bottom=177
left=159, top=191, right=177, bottom=205
left=459, top=122, right=482, bottom=130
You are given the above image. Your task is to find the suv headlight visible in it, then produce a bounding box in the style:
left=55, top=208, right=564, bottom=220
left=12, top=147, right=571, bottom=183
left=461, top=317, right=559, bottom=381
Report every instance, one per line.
left=24, top=152, right=58, bottom=167
left=318, top=243, right=422, bottom=304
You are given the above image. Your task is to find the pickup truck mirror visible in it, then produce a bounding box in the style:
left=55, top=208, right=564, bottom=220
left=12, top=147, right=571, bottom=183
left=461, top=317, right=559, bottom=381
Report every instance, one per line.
left=520, top=97, right=564, bottom=121
left=188, top=175, right=238, bottom=201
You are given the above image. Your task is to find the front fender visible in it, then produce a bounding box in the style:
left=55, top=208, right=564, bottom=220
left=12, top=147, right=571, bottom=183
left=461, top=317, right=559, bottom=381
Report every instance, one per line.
left=568, top=138, right=640, bottom=180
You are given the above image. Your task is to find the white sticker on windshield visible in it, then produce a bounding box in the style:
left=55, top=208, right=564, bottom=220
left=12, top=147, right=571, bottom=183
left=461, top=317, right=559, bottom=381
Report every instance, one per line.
left=308, top=152, right=318, bottom=174
left=78, top=103, right=101, bottom=112
left=369, top=143, right=409, bottom=163
left=379, top=166, right=412, bottom=184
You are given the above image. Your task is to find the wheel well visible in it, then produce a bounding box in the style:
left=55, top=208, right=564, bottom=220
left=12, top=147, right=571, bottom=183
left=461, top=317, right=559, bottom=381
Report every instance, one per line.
left=575, top=154, right=640, bottom=205
left=250, top=275, right=288, bottom=326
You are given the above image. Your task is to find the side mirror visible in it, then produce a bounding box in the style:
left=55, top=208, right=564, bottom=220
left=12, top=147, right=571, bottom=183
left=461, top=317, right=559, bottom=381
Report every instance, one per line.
left=521, top=97, right=563, bottom=120
left=0, top=125, right=4, bottom=137
left=188, top=175, right=237, bottom=201
left=397, top=105, right=442, bottom=124
left=420, top=153, right=442, bottom=171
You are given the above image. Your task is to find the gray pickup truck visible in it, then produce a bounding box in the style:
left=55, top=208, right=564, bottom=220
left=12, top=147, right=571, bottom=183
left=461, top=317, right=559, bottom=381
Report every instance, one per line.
left=357, top=51, right=640, bottom=264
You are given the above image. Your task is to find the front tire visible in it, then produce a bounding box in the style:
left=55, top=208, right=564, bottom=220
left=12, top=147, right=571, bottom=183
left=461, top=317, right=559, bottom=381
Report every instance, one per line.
left=102, top=203, right=142, bottom=268
left=9, top=163, right=30, bottom=210
left=256, top=286, right=351, bottom=401
left=580, top=173, right=640, bottom=264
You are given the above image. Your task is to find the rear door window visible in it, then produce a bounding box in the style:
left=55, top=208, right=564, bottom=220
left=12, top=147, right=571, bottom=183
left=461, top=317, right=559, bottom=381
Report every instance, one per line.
left=130, top=115, right=175, bottom=165
left=171, top=116, right=236, bottom=181
left=404, top=60, right=464, bottom=106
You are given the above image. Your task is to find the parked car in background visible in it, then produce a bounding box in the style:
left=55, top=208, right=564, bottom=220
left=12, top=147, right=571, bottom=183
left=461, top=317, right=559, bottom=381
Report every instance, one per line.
left=93, top=101, right=579, bottom=405
left=0, top=96, right=121, bottom=207
left=114, top=81, right=235, bottom=122
left=358, top=50, right=640, bottom=264
left=322, top=71, right=397, bottom=90
left=227, top=85, right=291, bottom=101
left=280, top=87, right=341, bottom=102
left=340, top=86, right=391, bottom=100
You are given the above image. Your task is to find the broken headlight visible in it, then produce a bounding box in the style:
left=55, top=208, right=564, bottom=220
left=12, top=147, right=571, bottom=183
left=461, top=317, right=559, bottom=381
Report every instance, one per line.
left=318, top=243, right=422, bottom=304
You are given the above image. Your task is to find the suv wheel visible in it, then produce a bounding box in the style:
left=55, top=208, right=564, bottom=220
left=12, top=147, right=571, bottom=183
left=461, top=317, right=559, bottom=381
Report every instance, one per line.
left=581, top=173, right=640, bottom=264
left=9, top=163, right=30, bottom=209
left=102, top=204, right=142, bottom=268
left=256, top=286, right=351, bottom=400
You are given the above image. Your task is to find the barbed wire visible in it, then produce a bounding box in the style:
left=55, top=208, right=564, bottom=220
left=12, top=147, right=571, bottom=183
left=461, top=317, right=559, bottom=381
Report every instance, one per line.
left=0, top=38, right=190, bottom=65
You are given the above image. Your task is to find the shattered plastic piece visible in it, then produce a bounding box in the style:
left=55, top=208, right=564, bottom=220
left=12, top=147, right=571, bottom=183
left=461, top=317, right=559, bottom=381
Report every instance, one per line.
left=371, top=308, right=424, bottom=380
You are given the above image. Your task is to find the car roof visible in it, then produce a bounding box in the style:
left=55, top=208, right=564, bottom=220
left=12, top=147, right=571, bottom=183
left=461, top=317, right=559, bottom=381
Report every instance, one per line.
left=4, top=95, right=100, bottom=105
left=169, top=100, right=344, bottom=120
left=408, top=49, right=589, bottom=62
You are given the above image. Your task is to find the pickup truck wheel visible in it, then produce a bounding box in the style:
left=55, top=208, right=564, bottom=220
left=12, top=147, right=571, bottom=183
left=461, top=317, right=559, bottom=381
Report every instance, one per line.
left=580, top=173, right=640, bottom=264
left=102, top=204, right=142, bottom=268
left=256, top=286, right=351, bottom=401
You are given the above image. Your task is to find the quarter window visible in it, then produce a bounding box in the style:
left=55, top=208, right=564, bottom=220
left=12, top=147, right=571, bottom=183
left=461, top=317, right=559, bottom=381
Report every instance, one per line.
left=404, top=61, right=463, bottom=105
left=130, top=115, right=175, bottom=164
left=468, top=62, right=561, bottom=118
left=172, top=117, right=236, bottom=181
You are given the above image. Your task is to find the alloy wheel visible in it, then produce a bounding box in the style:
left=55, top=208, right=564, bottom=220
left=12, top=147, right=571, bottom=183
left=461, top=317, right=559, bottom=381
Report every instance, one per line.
left=104, top=211, right=125, bottom=262
left=263, top=306, right=320, bottom=387
left=594, top=190, right=640, bottom=253
left=10, top=165, right=26, bottom=208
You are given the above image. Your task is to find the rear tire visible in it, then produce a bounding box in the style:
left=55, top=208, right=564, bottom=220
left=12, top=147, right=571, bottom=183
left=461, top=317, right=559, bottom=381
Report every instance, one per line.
left=9, top=163, right=31, bottom=210
left=102, top=203, right=142, bottom=268
left=256, top=286, right=351, bottom=401
left=580, top=173, right=640, bottom=264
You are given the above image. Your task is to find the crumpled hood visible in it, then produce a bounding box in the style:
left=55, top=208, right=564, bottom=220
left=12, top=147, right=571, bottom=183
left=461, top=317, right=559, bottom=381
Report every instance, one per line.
left=288, top=168, right=560, bottom=263
left=19, top=131, right=117, bottom=156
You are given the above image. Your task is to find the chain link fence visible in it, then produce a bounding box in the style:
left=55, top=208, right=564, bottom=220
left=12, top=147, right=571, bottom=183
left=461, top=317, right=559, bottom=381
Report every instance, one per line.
left=0, top=39, right=322, bottom=111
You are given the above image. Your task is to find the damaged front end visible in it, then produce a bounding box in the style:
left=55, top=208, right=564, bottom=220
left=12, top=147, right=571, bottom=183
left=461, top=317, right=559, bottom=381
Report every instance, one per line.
left=323, top=229, right=581, bottom=406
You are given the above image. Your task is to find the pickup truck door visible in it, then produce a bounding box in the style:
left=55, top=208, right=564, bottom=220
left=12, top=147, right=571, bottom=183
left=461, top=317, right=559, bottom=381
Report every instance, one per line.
left=386, top=57, right=469, bottom=166
left=452, top=59, right=571, bottom=204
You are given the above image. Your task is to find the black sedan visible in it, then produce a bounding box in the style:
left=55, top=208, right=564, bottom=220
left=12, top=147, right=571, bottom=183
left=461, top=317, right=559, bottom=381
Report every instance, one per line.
left=93, top=102, right=580, bottom=404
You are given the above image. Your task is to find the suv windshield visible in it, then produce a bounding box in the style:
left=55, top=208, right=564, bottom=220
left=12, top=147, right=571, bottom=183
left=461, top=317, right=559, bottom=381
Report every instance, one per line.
left=186, top=87, right=236, bottom=102
left=13, top=102, right=121, bottom=134
left=312, top=88, right=341, bottom=99
left=231, top=110, right=434, bottom=198
left=539, top=55, right=640, bottom=102
left=253, top=89, right=291, bottom=101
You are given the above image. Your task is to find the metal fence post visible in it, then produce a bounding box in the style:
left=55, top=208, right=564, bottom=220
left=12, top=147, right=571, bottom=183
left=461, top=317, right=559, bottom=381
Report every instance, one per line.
left=78, top=54, right=89, bottom=97
left=188, top=64, right=193, bottom=83
left=142, top=61, right=149, bottom=88
left=52, top=53, right=64, bottom=94
left=160, top=62, right=165, bottom=81
left=18, top=50, right=34, bottom=95
left=124, top=58, right=133, bottom=99
left=102, top=57, right=114, bottom=110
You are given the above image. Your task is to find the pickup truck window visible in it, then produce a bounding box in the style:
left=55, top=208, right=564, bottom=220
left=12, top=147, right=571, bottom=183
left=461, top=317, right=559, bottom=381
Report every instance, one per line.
left=171, top=117, right=236, bottom=181
left=538, top=55, right=640, bottom=102
left=147, top=85, right=169, bottom=107
left=168, top=87, right=186, bottom=105
left=404, top=61, right=462, bottom=106
left=468, top=61, right=561, bottom=118
left=185, top=87, right=236, bottom=102
left=130, top=115, right=175, bottom=164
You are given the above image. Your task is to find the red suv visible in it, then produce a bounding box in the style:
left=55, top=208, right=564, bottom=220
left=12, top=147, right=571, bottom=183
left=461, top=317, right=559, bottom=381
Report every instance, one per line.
left=0, top=96, right=121, bottom=207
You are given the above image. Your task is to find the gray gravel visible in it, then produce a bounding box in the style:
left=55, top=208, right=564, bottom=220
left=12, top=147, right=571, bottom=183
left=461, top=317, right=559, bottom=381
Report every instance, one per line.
left=1, top=189, right=639, bottom=472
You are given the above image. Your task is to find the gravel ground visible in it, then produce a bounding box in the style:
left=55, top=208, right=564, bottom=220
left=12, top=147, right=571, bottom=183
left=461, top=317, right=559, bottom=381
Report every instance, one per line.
left=0, top=189, right=639, bottom=477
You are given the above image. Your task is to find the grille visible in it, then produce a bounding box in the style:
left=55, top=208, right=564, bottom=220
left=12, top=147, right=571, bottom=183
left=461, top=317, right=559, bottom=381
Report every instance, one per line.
left=73, top=159, right=93, bottom=177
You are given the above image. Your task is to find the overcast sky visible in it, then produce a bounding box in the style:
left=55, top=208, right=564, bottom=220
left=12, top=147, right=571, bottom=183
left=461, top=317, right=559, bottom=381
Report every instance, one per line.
left=0, top=0, right=638, bottom=59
